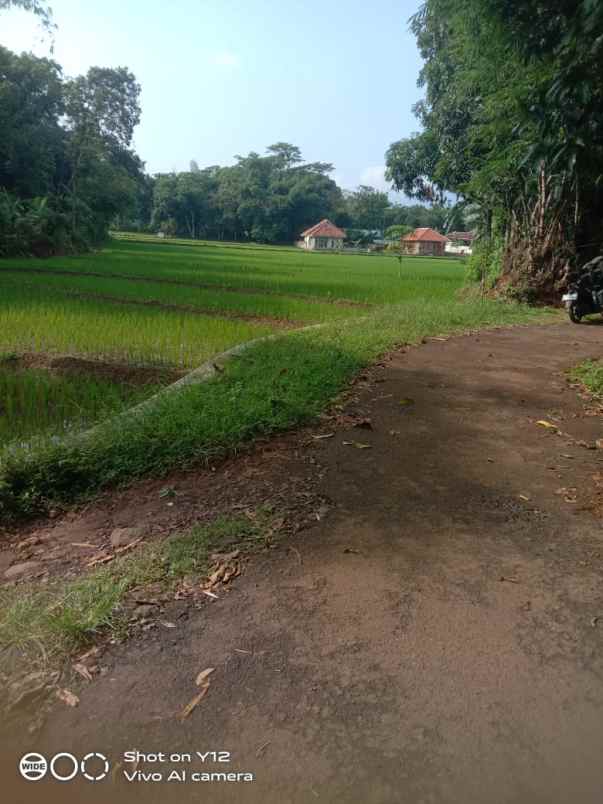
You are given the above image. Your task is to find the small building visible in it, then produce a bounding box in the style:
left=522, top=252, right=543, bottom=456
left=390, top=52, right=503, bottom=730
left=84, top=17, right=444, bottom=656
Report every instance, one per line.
left=445, top=231, right=475, bottom=256
left=447, top=231, right=475, bottom=246
left=300, top=219, right=346, bottom=251
left=401, top=227, right=449, bottom=256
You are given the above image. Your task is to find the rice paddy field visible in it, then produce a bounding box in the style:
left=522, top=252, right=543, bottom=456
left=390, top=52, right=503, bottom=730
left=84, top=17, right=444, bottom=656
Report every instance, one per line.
left=0, top=234, right=555, bottom=519
left=0, top=237, right=459, bottom=444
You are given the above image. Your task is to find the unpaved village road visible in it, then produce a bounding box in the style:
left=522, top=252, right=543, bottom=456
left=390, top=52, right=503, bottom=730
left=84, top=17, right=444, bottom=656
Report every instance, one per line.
left=4, top=321, right=603, bottom=804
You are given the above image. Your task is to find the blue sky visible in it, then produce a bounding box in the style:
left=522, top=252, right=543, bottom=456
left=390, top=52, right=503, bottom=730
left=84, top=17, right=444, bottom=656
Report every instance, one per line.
left=0, top=0, right=425, bottom=194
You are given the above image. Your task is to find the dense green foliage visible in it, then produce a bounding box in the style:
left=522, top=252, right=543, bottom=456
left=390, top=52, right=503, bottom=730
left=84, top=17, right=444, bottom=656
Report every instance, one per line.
left=143, top=150, right=467, bottom=244
left=150, top=145, right=344, bottom=243
left=0, top=41, right=144, bottom=256
left=385, top=0, right=603, bottom=300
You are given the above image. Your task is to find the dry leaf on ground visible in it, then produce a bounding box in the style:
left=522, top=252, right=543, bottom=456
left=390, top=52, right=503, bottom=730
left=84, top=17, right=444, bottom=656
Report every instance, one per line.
left=195, top=668, right=215, bottom=687
left=56, top=688, right=80, bottom=707
left=178, top=686, right=209, bottom=721
left=72, top=663, right=93, bottom=681
left=114, top=538, right=144, bottom=555
left=86, top=553, right=114, bottom=568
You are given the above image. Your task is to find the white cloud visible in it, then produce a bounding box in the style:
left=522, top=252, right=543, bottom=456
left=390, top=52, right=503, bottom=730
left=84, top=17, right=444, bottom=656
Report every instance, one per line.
left=211, top=51, right=240, bottom=68
left=359, top=165, right=391, bottom=193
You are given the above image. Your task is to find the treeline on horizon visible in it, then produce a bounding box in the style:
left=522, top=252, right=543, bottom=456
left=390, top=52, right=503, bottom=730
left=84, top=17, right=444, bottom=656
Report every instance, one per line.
left=120, top=146, right=467, bottom=246
left=0, top=1, right=468, bottom=259
left=0, top=37, right=464, bottom=257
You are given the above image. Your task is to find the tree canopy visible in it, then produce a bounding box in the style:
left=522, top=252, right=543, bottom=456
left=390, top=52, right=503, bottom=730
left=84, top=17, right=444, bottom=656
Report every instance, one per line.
left=0, top=45, right=145, bottom=255
left=385, top=0, right=603, bottom=300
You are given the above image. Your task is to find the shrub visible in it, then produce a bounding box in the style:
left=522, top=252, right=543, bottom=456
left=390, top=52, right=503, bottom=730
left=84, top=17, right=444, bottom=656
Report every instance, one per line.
left=0, top=190, right=104, bottom=257
left=465, top=239, right=503, bottom=289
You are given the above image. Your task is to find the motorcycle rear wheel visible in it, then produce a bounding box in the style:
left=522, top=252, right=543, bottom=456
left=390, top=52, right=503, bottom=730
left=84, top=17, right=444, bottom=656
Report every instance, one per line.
left=568, top=303, right=583, bottom=323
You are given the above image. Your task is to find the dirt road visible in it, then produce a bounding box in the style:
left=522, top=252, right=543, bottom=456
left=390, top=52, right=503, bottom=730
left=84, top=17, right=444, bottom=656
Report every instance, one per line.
left=5, top=322, right=603, bottom=803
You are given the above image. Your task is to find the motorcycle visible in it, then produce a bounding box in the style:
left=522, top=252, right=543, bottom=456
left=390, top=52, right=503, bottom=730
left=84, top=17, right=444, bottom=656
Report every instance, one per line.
left=563, top=256, right=603, bottom=323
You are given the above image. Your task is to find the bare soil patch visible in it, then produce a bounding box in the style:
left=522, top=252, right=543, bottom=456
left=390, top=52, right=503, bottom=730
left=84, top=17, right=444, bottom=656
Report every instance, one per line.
left=0, top=352, right=183, bottom=387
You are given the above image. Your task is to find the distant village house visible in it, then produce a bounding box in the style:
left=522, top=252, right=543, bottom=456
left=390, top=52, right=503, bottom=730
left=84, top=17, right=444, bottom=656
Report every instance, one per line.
left=299, top=219, right=346, bottom=250
left=401, top=227, right=448, bottom=257
left=445, top=231, right=475, bottom=255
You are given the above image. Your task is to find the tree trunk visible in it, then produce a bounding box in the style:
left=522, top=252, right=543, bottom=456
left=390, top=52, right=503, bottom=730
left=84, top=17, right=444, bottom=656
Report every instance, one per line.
left=497, top=163, right=575, bottom=303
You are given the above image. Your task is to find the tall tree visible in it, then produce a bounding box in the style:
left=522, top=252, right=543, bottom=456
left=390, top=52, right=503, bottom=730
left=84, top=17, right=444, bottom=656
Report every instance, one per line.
left=150, top=145, right=345, bottom=244
left=385, top=0, right=603, bottom=301
left=63, top=66, right=142, bottom=237
left=345, top=186, right=390, bottom=231
left=0, top=47, right=64, bottom=198
left=0, top=45, right=144, bottom=255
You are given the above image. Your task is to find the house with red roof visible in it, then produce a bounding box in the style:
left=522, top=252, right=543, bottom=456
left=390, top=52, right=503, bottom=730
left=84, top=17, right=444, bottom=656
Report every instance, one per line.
left=300, top=219, right=346, bottom=251
left=401, top=227, right=448, bottom=257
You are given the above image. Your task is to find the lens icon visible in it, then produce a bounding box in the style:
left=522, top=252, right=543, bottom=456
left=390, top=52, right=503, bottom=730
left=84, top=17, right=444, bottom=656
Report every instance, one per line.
left=81, top=752, right=110, bottom=782
left=19, top=753, right=48, bottom=781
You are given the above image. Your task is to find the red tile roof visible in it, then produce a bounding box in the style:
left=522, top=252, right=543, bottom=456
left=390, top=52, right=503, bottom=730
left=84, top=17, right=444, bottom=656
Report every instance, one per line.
left=301, top=219, right=346, bottom=239
left=402, top=227, right=449, bottom=243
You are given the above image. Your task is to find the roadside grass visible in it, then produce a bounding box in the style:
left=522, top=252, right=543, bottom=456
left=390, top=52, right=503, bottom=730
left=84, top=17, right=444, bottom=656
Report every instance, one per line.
left=0, top=297, right=558, bottom=522
left=0, top=516, right=260, bottom=673
left=569, top=359, right=603, bottom=397
left=0, top=364, right=161, bottom=448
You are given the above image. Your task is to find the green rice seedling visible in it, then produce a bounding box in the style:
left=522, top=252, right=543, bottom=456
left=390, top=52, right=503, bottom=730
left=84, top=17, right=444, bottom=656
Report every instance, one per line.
left=1, top=237, right=466, bottom=305
left=0, top=269, right=356, bottom=323
left=0, top=279, right=274, bottom=367
left=0, top=366, right=162, bottom=447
